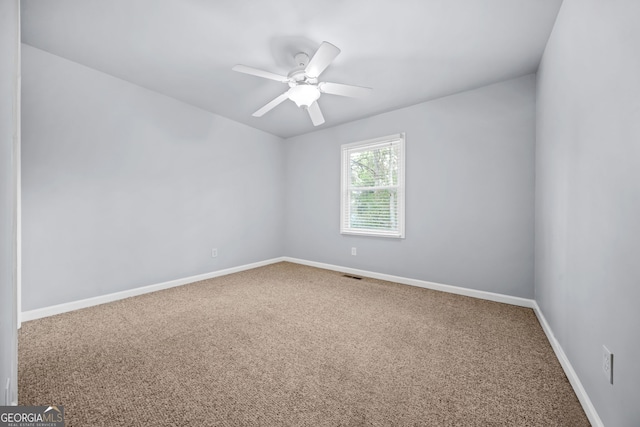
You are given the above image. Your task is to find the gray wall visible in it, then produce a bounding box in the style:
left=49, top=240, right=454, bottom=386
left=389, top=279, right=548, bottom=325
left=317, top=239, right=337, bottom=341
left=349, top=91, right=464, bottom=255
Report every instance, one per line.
left=535, top=1, right=640, bottom=425
left=284, top=75, right=536, bottom=298
left=0, top=0, right=19, bottom=406
left=21, top=45, right=285, bottom=312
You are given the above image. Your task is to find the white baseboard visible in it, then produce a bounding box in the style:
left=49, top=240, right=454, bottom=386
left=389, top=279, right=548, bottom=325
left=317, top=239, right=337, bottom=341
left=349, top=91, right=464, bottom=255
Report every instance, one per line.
left=21, top=257, right=285, bottom=322
left=532, top=302, right=604, bottom=427
left=282, top=257, right=536, bottom=308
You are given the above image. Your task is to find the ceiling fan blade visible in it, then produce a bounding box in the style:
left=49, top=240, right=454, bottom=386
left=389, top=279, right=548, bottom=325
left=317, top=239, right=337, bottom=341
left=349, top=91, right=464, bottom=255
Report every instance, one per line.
left=305, top=42, right=341, bottom=78
left=233, top=65, right=290, bottom=83
left=319, top=82, right=372, bottom=98
left=307, top=101, right=325, bottom=126
left=252, top=91, right=291, bottom=117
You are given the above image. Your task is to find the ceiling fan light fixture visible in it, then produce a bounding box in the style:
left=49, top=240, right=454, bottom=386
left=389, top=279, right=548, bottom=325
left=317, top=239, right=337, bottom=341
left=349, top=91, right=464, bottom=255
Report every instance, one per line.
left=288, top=84, right=321, bottom=108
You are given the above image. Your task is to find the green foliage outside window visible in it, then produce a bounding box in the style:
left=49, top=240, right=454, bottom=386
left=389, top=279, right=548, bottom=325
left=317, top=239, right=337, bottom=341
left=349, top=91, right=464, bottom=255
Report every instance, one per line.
left=349, top=145, right=398, bottom=231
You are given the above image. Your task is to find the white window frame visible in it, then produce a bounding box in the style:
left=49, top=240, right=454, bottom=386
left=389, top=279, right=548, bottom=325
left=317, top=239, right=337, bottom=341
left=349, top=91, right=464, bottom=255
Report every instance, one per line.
left=340, top=133, right=405, bottom=238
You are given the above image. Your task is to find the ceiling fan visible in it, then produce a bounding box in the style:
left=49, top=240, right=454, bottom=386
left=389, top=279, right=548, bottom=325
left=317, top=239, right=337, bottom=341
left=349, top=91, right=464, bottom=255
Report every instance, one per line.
left=233, top=41, right=372, bottom=126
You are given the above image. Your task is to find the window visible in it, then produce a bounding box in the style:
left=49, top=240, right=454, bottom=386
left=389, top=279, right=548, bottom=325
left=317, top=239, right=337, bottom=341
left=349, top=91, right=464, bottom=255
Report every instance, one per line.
left=341, top=133, right=405, bottom=238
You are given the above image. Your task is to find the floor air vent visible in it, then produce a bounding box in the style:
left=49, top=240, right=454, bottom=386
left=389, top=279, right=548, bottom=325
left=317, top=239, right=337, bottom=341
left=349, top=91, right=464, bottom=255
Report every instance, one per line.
left=342, top=274, right=362, bottom=280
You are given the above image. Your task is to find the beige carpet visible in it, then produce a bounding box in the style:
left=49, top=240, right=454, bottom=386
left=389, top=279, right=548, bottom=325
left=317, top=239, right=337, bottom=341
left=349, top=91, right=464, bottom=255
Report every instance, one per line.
left=19, top=262, right=589, bottom=426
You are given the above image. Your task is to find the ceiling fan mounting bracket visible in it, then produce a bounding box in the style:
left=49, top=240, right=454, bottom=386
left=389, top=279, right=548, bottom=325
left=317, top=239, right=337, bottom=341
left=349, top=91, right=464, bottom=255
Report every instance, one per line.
left=294, top=52, right=310, bottom=68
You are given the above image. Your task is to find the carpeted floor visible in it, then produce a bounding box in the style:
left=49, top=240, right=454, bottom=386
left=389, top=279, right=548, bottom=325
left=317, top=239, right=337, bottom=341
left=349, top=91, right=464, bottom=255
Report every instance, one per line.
left=19, top=262, right=589, bottom=426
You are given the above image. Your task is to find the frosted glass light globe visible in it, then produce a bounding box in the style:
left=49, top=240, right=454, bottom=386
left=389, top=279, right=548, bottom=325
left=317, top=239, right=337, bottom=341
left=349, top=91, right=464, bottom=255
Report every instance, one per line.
left=288, top=84, right=321, bottom=108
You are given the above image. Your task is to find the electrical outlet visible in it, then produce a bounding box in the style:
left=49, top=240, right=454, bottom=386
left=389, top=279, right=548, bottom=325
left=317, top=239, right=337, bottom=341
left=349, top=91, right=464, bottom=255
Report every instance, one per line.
left=602, top=345, right=613, bottom=384
left=211, top=248, right=218, bottom=258
left=351, top=247, right=357, bottom=256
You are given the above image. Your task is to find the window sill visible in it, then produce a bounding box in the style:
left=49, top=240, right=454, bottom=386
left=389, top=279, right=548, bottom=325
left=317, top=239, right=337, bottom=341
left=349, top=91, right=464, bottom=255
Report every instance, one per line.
left=340, top=230, right=405, bottom=239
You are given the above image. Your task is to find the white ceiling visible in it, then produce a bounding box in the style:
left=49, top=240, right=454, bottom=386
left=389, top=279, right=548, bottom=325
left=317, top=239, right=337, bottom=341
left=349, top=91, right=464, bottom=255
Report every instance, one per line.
left=21, top=0, right=562, bottom=139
